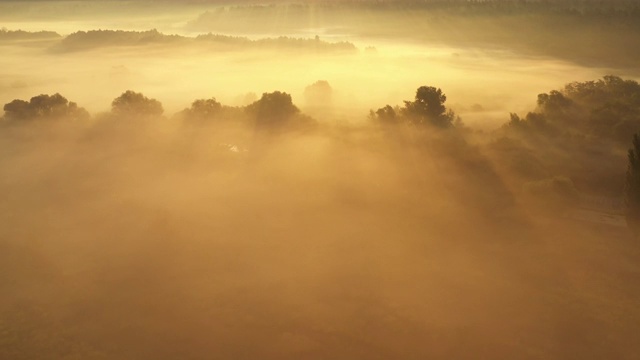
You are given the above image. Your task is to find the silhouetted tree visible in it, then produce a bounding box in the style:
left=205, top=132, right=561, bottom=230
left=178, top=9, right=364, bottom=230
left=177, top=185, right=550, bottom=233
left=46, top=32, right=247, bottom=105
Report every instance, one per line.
left=402, top=86, right=455, bottom=127
left=625, top=133, right=640, bottom=234
left=111, top=90, right=163, bottom=118
left=505, top=76, right=640, bottom=143
left=504, top=111, right=557, bottom=136
left=2, top=93, right=89, bottom=122
left=537, top=90, right=572, bottom=112
left=369, top=105, right=398, bottom=124
left=175, top=97, right=245, bottom=124
left=246, top=91, right=300, bottom=128
left=183, top=98, right=222, bottom=119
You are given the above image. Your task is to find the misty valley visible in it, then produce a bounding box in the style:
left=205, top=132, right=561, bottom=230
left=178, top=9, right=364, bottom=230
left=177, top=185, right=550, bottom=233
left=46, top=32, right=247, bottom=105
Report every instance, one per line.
left=1, top=1, right=640, bottom=360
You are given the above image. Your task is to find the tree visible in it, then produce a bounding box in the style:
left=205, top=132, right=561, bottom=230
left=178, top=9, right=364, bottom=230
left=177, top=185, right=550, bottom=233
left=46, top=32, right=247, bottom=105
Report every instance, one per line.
left=181, top=98, right=223, bottom=120
left=402, top=86, right=454, bottom=127
left=111, top=90, right=163, bottom=118
left=2, top=93, right=89, bottom=122
left=537, top=90, right=572, bottom=112
left=246, top=91, right=300, bottom=128
left=369, top=105, right=398, bottom=124
left=625, top=133, right=640, bottom=234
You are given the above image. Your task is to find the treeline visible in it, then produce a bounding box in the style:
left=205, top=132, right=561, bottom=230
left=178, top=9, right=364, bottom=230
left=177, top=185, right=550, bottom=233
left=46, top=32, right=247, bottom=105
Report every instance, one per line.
left=0, top=28, right=61, bottom=41
left=4, top=76, right=639, bottom=141
left=0, top=28, right=356, bottom=53
left=3, top=75, right=639, bottom=200
left=54, top=29, right=356, bottom=53
left=200, top=0, right=640, bottom=21
left=359, top=0, right=640, bottom=16
left=492, top=76, right=640, bottom=198
left=57, top=29, right=183, bottom=50
left=369, top=75, right=640, bottom=145
left=504, top=75, right=640, bottom=144
left=186, top=1, right=640, bottom=69
left=0, top=89, right=315, bottom=131
left=195, top=33, right=355, bottom=52
left=366, top=76, right=640, bottom=199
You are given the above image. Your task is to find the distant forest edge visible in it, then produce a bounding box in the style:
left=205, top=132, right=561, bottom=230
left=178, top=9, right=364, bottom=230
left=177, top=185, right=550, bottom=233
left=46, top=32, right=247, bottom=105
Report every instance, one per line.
left=184, top=0, right=640, bottom=68
left=0, top=28, right=60, bottom=41
left=0, top=28, right=357, bottom=53
left=2, top=0, right=640, bottom=65
left=193, top=0, right=640, bottom=19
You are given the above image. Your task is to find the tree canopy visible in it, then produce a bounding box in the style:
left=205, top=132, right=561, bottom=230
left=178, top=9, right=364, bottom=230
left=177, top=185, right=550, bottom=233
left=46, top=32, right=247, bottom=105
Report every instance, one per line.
left=370, top=85, right=456, bottom=128
left=181, top=98, right=223, bottom=120
left=2, top=93, right=89, bottom=122
left=111, top=90, right=163, bottom=118
left=246, top=91, right=300, bottom=127
left=505, top=75, right=640, bottom=144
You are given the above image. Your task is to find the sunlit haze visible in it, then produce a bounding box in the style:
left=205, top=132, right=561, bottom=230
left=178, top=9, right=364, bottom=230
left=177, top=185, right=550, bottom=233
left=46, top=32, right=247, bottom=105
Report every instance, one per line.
left=2, top=1, right=640, bottom=359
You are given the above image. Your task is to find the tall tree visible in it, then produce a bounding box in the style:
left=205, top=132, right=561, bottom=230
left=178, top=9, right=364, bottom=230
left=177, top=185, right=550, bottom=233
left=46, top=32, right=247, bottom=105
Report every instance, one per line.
left=625, top=133, right=640, bottom=234
left=402, top=86, right=454, bottom=128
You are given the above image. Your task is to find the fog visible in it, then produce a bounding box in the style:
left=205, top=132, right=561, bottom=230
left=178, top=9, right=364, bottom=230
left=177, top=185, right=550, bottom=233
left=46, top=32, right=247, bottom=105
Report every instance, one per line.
left=2, top=1, right=633, bottom=126
left=4, top=107, right=637, bottom=359
left=0, top=34, right=613, bottom=128
left=2, top=1, right=640, bottom=359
